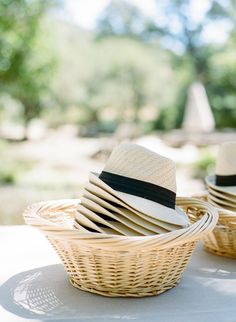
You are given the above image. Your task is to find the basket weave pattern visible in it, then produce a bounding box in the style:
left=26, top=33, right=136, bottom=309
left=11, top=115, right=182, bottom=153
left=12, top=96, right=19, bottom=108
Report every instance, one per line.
left=195, top=193, right=236, bottom=259
left=24, top=198, right=217, bottom=297
left=49, top=237, right=196, bottom=297
left=204, top=212, right=236, bottom=258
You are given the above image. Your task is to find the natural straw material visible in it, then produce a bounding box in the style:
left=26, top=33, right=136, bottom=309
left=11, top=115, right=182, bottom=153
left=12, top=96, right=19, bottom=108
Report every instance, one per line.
left=86, top=143, right=189, bottom=228
left=24, top=197, right=217, bottom=297
left=194, top=193, right=236, bottom=259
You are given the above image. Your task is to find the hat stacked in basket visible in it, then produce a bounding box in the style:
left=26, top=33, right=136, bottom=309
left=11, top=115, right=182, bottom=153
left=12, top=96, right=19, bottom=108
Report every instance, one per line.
left=23, top=141, right=218, bottom=297
left=205, top=142, right=236, bottom=212
left=74, top=143, right=189, bottom=236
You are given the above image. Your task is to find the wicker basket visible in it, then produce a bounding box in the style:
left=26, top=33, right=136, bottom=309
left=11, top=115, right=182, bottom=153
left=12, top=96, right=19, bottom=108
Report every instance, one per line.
left=194, top=193, right=236, bottom=259
left=23, top=197, right=217, bottom=297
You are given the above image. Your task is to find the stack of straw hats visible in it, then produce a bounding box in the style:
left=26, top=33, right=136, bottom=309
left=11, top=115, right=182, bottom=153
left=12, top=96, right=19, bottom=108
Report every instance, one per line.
left=203, top=141, right=236, bottom=258
left=74, top=143, right=190, bottom=236
left=205, top=142, right=236, bottom=212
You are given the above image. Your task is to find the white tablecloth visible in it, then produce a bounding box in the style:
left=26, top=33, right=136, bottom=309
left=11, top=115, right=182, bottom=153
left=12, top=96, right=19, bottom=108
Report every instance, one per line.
left=0, top=226, right=236, bottom=322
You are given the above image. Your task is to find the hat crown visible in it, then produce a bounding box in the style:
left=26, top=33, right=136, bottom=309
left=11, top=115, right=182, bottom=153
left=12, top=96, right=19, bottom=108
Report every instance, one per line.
left=103, top=143, right=176, bottom=193
left=216, top=142, right=236, bottom=176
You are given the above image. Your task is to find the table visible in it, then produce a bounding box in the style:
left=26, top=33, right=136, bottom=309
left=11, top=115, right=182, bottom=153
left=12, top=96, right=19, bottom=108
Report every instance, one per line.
left=0, top=226, right=236, bottom=322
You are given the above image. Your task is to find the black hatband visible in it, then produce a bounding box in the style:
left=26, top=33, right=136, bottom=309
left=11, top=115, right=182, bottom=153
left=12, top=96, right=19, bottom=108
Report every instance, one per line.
left=99, top=171, right=176, bottom=209
left=216, top=174, right=236, bottom=186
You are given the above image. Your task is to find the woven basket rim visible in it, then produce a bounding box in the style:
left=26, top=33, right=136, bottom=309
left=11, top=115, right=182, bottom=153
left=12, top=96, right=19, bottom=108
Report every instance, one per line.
left=23, top=197, right=218, bottom=251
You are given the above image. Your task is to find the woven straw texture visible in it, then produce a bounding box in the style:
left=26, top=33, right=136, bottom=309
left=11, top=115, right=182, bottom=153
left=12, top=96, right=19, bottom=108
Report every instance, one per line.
left=103, top=143, right=176, bottom=192
left=24, top=197, right=217, bottom=297
left=194, top=193, right=236, bottom=259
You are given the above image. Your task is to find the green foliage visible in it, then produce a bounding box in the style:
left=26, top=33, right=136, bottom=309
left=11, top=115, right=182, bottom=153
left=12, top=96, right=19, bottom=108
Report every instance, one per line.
left=0, top=139, right=34, bottom=185
left=96, top=0, right=147, bottom=39
left=0, top=166, right=16, bottom=184
left=207, top=43, right=236, bottom=128
left=0, top=157, right=34, bottom=186
left=1, top=0, right=236, bottom=131
left=193, top=152, right=215, bottom=180
left=96, top=0, right=236, bottom=130
left=144, top=0, right=236, bottom=128
left=0, top=138, right=8, bottom=150
left=50, top=32, right=178, bottom=128
left=0, top=0, right=56, bottom=125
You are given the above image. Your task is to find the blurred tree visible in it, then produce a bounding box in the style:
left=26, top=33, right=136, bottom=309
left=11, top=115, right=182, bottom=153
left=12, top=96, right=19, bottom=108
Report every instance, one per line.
left=98, top=0, right=235, bottom=81
left=207, top=41, right=236, bottom=128
left=82, top=38, right=177, bottom=129
left=97, top=0, right=147, bottom=39
left=145, top=0, right=235, bottom=79
left=49, top=25, right=176, bottom=131
left=83, top=64, right=146, bottom=123
left=0, top=0, right=56, bottom=132
left=97, top=0, right=236, bottom=129
left=142, top=0, right=236, bottom=128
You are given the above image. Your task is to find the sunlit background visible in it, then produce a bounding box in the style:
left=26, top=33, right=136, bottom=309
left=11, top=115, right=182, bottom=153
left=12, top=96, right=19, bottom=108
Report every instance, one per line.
left=0, top=0, right=236, bottom=224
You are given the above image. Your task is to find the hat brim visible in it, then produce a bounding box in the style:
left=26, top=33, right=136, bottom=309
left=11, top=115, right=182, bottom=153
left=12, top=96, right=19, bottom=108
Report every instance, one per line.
left=207, top=194, right=236, bottom=210
left=83, top=189, right=180, bottom=232
left=89, top=172, right=189, bottom=227
left=74, top=215, right=123, bottom=236
left=208, top=186, right=236, bottom=202
left=206, top=175, right=236, bottom=196
left=77, top=203, right=147, bottom=236
left=81, top=194, right=170, bottom=234
left=207, top=197, right=236, bottom=212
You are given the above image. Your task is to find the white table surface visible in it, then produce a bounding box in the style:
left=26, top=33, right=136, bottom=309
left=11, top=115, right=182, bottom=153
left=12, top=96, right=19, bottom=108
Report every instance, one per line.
left=0, top=225, right=236, bottom=322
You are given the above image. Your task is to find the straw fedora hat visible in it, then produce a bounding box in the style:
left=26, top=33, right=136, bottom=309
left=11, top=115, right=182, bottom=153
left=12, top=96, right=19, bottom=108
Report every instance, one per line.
left=206, top=141, right=236, bottom=195
left=89, top=143, right=189, bottom=227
